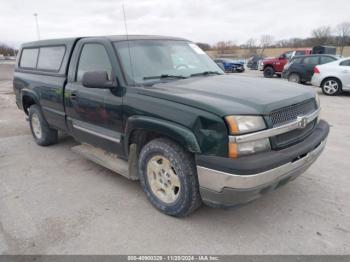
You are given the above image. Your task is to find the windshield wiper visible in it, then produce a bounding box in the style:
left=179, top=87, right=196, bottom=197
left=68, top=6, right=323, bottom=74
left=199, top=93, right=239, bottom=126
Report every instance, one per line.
left=190, top=71, right=222, bottom=77
left=143, top=74, right=187, bottom=80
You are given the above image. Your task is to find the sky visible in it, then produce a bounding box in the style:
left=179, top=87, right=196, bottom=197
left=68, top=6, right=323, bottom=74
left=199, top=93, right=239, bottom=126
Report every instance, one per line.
left=0, top=0, right=349, bottom=48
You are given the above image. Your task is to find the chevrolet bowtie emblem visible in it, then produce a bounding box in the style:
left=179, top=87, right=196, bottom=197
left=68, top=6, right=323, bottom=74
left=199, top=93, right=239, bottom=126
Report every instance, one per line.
left=297, top=116, right=308, bottom=129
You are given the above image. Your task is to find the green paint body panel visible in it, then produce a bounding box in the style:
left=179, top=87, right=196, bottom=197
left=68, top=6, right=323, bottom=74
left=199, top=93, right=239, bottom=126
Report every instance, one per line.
left=13, top=35, right=317, bottom=160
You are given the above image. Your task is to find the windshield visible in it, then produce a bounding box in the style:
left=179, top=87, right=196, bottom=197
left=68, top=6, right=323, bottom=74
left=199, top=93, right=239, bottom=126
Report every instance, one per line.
left=114, top=40, right=223, bottom=85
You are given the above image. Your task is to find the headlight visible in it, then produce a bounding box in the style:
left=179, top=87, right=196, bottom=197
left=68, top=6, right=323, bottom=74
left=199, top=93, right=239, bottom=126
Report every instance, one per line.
left=225, top=115, right=266, bottom=135
left=225, top=115, right=270, bottom=158
left=229, top=138, right=271, bottom=158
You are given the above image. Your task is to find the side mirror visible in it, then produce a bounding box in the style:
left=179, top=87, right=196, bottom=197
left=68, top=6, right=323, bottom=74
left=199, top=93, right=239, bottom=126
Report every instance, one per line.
left=82, top=71, right=117, bottom=89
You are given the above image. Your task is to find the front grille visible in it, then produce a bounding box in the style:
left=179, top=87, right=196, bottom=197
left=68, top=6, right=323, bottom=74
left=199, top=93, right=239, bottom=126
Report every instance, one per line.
left=267, top=99, right=318, bottom=149
left=269, top=99, right=317, bottom=126
left=273, top=120, right=316, bottom=149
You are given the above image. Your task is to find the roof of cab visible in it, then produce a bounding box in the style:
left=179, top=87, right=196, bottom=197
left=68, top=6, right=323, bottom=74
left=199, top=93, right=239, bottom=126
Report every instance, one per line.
left=21, top=35, right=188, bottom=48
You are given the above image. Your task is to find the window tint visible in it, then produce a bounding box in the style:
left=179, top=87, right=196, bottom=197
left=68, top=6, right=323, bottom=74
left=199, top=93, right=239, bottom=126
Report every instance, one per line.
left=303, top=56, right=319, bottom=65
left=320, top=56, right=336, bottom=65
left=20, top=48, right=39, bottom=68
left=37, top=46, right=65, bottom=71
left=292, top=57, right=303, bottom=64
left=340, top=60, right=350, bottom=66
left=295, top=51, right=305, bottom=56
left=76, top=44, right=112, bottom=82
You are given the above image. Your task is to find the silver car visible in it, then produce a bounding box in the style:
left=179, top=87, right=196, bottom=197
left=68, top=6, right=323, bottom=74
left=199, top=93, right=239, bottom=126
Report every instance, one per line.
left=311, top=58, right=350, bottom=96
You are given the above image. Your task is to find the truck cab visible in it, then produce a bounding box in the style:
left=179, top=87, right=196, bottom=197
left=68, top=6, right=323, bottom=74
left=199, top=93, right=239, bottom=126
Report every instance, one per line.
left=262, top=49, right=312, bottom=78
left=14, top=36, right=329, bottom=216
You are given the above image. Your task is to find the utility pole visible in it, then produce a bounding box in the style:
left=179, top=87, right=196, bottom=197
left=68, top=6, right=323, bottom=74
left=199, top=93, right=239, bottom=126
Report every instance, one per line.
left=33, top=13, right=40, bottom=40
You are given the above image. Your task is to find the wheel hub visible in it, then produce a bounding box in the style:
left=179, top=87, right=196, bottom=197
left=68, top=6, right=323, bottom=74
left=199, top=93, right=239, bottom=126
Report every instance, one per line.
left=146, top=155, right=180, bottom=204
left=324, top=80, right=338, bottom=94
left=31, top=113, right=42, bottom=139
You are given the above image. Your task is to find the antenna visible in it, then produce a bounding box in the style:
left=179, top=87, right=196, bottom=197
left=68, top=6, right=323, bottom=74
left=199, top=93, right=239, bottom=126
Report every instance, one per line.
left=33, top=13, right=40, bottom=40
left=122, top=1, right=135, bottom=85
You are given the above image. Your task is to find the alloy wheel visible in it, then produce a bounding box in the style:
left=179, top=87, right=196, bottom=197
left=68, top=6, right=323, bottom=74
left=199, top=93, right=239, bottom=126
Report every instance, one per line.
left=323, top=80, right=339, bottom=95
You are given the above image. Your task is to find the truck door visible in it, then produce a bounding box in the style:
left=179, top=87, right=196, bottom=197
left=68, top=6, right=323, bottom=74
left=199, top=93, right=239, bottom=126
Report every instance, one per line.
left=65, top=38, right=124, bottom=155
left=275, top=51, right=292, bottom=72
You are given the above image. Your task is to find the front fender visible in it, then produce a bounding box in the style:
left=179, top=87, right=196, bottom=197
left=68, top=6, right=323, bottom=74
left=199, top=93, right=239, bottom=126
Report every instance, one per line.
left=125, top=115, right=201, bottom=154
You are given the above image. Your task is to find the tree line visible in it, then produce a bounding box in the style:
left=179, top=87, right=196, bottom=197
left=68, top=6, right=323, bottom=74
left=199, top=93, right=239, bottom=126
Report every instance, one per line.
left=197, top=22, right=350, bottom=56
left=0, top=43, right=17, bottom=56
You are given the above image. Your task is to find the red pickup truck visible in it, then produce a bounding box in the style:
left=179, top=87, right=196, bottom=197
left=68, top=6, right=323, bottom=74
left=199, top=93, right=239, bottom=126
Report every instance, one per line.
left=263, top=49, right=312, bottom=78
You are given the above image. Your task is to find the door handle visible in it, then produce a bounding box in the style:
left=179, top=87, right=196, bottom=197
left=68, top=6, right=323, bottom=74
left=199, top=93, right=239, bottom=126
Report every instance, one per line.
left=342, top=70, right=349, bottom=73
left=70, top=92, right=77, bottom=99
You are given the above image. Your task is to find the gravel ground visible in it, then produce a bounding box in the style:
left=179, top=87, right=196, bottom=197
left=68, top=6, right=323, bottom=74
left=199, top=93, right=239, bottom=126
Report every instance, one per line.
left=0, top=64, right=349, bottom=255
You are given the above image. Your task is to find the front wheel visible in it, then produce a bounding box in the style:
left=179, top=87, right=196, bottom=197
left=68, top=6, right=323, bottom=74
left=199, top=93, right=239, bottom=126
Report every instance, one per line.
left=263, top=67, right=274, bottom=78
left=322, top=78, right=342, bottom=96
left=138, top=138, right=201, bottom=217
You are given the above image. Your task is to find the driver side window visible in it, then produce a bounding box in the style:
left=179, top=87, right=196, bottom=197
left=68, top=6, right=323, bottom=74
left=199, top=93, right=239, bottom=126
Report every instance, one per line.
left=76, top=43, right=112, bottom=82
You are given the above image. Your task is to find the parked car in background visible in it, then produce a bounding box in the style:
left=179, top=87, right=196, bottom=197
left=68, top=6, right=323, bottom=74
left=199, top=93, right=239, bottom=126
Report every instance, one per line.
left=312, top=45, right=336, bottom=55
left=214, top=58, right=245, bottom=73
left=262, top=49, right=312, bottom=78
left=311, top=58, right=350, bottom=96
left=282, top=54, right=339, bottom=83
left=247, top=55, right=264, bottom=70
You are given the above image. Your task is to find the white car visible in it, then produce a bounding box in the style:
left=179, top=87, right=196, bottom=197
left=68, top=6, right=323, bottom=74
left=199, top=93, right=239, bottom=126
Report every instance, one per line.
left=311, top=58, right=350, bottom=96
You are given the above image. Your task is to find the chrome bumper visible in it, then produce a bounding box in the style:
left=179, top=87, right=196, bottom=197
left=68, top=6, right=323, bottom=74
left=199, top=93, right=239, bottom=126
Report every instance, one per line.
left=197, top=139, right=327, bottom=192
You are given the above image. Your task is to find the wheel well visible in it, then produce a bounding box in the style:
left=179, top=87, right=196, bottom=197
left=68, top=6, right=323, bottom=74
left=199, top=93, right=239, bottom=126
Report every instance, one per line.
left=22, top=95, right=36, bottom=115
left=128, top=129, right=167, bottom=156
left=321, top=77, right=342, bottom=88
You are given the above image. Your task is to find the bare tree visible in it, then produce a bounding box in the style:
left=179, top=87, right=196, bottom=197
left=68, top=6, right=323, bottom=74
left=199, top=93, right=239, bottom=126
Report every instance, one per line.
left=335, top=22, right=350, bottom=56
left=260, top=35, right=274, bottom=55
left=215, top=41, right=236, bottom=54
left=311, top=26, right=331, bottom=45
left=244, top=38, right=258, bottom=56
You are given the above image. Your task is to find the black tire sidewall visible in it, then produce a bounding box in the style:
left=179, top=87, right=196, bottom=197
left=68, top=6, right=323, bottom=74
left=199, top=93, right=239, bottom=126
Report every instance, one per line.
left=138, top=138, right=200, bottom=216
left=264, top=67, right=274, bottom=78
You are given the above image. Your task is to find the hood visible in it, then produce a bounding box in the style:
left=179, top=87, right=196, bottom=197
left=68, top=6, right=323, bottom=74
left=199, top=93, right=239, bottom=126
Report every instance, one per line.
left=263, top=57, right=278, bottom=64
left=138, top=75, right=315, bottom=117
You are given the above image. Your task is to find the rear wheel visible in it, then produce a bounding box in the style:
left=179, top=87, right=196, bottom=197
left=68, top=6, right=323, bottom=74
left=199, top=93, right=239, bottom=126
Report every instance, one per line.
left=288, top=73, right=301, bottom=83
left=28, top=105, right=58, bottom=146
left=138, top=138, right=201, bottom=217
left=263, top=67, right=274, bottom=78
left=322, top=78, right=342, bottom=96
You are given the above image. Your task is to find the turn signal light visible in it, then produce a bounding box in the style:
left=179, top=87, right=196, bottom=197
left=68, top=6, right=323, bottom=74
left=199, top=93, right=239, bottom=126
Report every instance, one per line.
left=314, top=67, right=320, bottom=74
left=228, top=142, right=238, bottom=158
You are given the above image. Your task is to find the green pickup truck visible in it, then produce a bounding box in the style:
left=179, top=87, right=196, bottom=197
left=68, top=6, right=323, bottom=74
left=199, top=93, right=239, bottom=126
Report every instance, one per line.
left=13, top=35, right=329, bottom=216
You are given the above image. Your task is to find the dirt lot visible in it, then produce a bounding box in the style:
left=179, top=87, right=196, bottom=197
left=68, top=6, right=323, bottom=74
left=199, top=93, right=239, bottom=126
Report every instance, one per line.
left=0, top=63, right=349, bottom=255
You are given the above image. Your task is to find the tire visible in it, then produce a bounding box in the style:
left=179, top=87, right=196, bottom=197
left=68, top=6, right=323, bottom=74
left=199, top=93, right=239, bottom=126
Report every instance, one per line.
left=138, top=138, right=201, bottom=217
left=263, top=67, right=274, bottom=78
left=288, top=73, right=301, bottom=83
left=321, top=78, right=342, bottom=96
left=28, top=105, right=58, bottom=146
